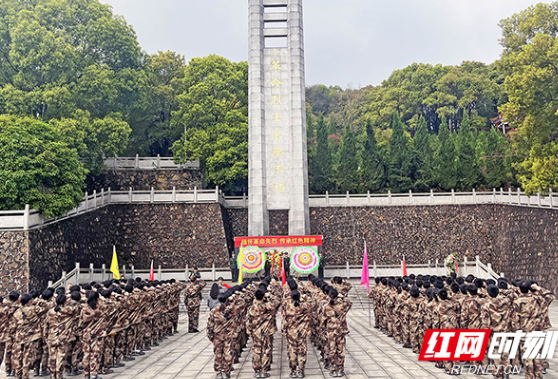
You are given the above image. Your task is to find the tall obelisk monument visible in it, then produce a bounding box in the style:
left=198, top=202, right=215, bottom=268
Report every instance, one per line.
left=248, top=0, right=310, bottom=237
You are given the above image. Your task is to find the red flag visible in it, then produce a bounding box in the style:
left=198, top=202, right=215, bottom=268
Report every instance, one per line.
left=402, top=255, right=408, bottom=276
left=271, top=251, right=275, bottom=277
left=278, top=255, right=283, bottom=281
left=281, top=260, right=286, bottom=287
left=361, top=241, right=370, bottom=292
left=149, top=260, right=154, bottom=281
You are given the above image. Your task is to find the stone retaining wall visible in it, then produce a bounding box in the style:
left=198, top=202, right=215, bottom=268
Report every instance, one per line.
left=0, top=231, right=29, bottom=296
left=86, top=169, right=203, bottom=192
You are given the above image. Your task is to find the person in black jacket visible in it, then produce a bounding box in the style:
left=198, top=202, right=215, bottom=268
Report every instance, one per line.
left=229, top=253, right=238, bottom=282
left=283, top=252, right=290, bottom=277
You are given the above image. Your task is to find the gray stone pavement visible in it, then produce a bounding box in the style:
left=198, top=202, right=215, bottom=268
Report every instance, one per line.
left=2, top=282, right=558, bottom=379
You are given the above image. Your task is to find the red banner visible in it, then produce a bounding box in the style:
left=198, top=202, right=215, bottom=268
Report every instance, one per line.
left=234, top=235, right=322, bottom=248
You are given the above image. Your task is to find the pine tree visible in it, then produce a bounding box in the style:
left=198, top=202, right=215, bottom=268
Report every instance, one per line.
left=306, top=108, right=315, bottom=140
left=455, top=112, right=478, bottom=190
left=310, top=114, right=333, bottom=193
left=359, top=119, right=385, bottom=193
left=337, top=124, right=359, bottom=193
left=435, top=116, right=459, bottom=190
left=484, top=128, right=511, bottom=189
left=387, top=113, right=413, bottom=192
left=412, top=115, right=435, bottom=191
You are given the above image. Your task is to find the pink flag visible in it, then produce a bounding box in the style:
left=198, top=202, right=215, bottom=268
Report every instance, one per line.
left=149, top=260, right=154, bottom=281
left=402, top=255, right=408, bottom=276
left=361, top=240, right=370, bottom=292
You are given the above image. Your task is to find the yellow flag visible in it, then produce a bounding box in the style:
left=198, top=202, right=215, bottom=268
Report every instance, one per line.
left=238, top=245, right=243, bottom=284
left=110, top=245, right=120, bottom=280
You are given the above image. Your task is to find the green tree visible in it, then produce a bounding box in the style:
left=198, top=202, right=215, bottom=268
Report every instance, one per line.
left=455, top=112, right=479, bottom=190
left=499, top=3, right=558, bottom=193
left=0, top=115, right=87, bottom=217
left=359, top=119, right=385, bottom=192
left=387, top=113, right=412, bottom=192
left=434, top=116, right=459, bottom=190
left=310, top=114, right=333, bottom=194
left=412, top=115, right=435, bottom=191
left=171, top=55, right=248, bottom=192
left=336, top=125, right=359, bottom=193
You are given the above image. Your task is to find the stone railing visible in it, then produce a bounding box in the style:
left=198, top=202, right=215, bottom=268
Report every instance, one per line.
left=104, top=155, right=200, bottom=170
left=1, top=187, right=221, bottom=231
left=2, top=188, right=556, bottom=231
left=221, top=188, right=557, bottom=209
left=49, top=255, right=500, bottom=288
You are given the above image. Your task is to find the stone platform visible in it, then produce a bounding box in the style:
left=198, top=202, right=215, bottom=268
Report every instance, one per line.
left=1, top=282, right=558, bottom=379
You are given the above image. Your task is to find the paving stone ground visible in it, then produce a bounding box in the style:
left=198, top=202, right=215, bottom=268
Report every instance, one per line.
left=2, top=281, right=558, bottom=379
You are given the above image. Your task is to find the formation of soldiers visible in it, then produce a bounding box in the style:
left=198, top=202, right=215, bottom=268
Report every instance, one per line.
left=206, top=274, right=353, bottom=379
left=368, top=273, right=555, bottom=379
left=0, top=278, right=185, bottom=379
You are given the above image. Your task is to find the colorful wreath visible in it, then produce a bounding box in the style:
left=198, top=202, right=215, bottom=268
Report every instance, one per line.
left=290, top=246, right=320, bottom=274
left=238, top=246, right=266, bottom=273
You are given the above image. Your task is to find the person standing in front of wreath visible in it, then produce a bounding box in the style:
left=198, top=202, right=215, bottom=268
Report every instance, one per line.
left=230, top=253, right=238, bottom=282
left=318, top=251, right=325, bottom=279
left=283, top=252, right=291, bottom=277
left=185, top=271, right=206, bottom=333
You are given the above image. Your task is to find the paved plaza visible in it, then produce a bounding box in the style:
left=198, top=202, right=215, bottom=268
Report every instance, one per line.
left=2, top=282, right=558, bottom=379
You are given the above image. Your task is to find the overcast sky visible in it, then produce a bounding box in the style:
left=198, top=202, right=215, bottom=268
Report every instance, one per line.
left=102, top=0, right=552, bottom=88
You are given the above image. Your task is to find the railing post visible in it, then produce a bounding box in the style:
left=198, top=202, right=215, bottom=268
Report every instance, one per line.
left=62, top=271, right=67, bottom=289
left=85, top=191, right=89, bottom=210
left=509, top=188, right=512, bottom=204
left=430, top=190, right=434, bottom=205
left=135, top=154, right=139, bottom=169
left=373, top=261, right=377, bottom=278
left=493, top=188, right=496, bottom=203
left=172, top=186, right=177, bottom=203
left=463, top=256, right=468, bottom=276
left=194, top=187, right=198, bottom=203
left=475, top=255, right=480, bottom=278
left=538, top=193, right=541, bottom=207
left=92, top=190, right=97, bottom=208
left=473, top=189, right=477, bottom=204
left=150, top=187, right=154, bottom=203
left=326, top=191, right=330, bottom=206
left=101, top=264, right=106, bottom=281
left=388, top=190, right=392, bottom=205
left=215, top=186, right=220, bottom=202
left=75, top=262, right=80, bottom=285
left=345, top=262, right=350, bottom=279
left=131, top=265, right=135, bottom=279
left=451, top=189, right=455, bottom=204
left=212, top=264, right=216, bottom=281
left=158, top=265, right=162, bottom=281
left=122, top=264, right=126, bottom=278
left=157, top=154, right=161, bottom=169
left=435, top=259, right=439, bottom=275
left=487, top=263, right=493, bottom=277
left=528, top=194, right=531, bottom=207
left=101, top=188, right=105, bottom=205
left=89, top=263, right=94, bottom=283
left=129, top=187, right=133, bottom=203
left=23, top=204, right=30, bottom=231
left=409, top=190, right=413, bottom=205
left=518, top=188, right=521, bottom=205
left=550, top=189, right=554, bottom=209
left=108, top=187, right=112, bottom=204
left=243, top=193, right=247, bottom=208
left=185, top=264, right=189, bottom=281
left=367, top=191, right=371, bottom=206
left=346, top=191, right=350, bottom=206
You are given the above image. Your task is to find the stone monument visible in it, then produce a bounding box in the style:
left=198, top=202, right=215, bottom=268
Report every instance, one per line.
left=248, top=0, right=310, bottom=237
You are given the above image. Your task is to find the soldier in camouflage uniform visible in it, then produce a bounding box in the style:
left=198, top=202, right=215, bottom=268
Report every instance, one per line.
left=3, top=292, right=20, bottom=377
left=323, top=287, right=352, bottom=378
left=246, top=286, right=280, bottom=378
left=79, top=291, right=108, bottom=379
left=405, top=286, right=423, bottom=353
left=44, top=295, right=71, bottom=379
left=435, top=289, right=460, bottom=373
left=185, top=276, right=206, bottom=333
left=207, top=291, right=244, bottom=379
left=12, top=294, right=42, bottom=379
left=282, top=289, right=311, bottom=378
